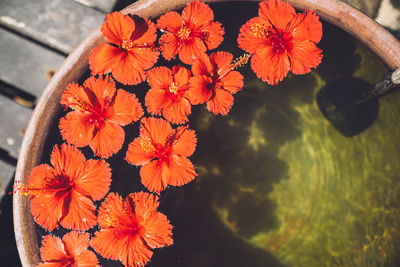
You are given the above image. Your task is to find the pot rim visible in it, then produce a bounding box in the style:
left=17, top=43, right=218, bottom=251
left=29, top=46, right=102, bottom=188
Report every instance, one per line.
left=13, top=0, right=400, bottom=266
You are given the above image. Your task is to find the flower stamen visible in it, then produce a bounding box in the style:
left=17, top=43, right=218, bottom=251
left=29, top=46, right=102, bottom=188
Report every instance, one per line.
left=168, top=82, right=179, bottom=95
left=177, top=26, right=191, bottom=40
left=121, top=38, right=134, bottom=51
left=250, top=23, right=269, bottom=38
left=140, top=137, right=156, bottom=153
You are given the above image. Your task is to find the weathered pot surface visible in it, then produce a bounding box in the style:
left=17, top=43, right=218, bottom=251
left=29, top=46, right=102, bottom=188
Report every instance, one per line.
left=13, top=0, right=400, bottom=266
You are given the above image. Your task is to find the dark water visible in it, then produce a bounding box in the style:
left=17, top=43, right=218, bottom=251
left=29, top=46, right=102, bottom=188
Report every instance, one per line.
left=35, top=2, right=400, bottom=267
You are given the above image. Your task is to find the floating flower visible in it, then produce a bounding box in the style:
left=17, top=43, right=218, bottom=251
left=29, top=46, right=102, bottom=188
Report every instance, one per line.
left=23, top=144, right=111, bottom=231
left=89, top=12, right=159, bottom=85
left=125, top=117, right=197, bottom=193
left=189, top=51, right=246, bottom=115
left=145, top=65, right=192, bottom=124
left=59, top=76, right=143, bottom=158
left=156, top=0, right=224, bottom=64
left=237, top=0, right=323, bottom=85
left=90, top=192, right=173, bottom=267
left=37, top=231, right=99, bottom=267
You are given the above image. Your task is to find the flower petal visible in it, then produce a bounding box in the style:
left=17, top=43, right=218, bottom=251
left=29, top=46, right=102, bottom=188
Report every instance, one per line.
left=39, top=235, right=66, bottom=262
left=188, top=76, right=213, bottom=105
left=162, top=97, right=191, bottom=124
left=83, top=76, right=116, bottom=105
left=111, top=53, right=147, bottom=85
left=59, top=190, right=97, bottom=230
left=251, top=46, right=290, bottom=85
left=179, top=37, right=207, bottom=64
left=120, top=237, right=153, bottom=267
left=126, top=192, right=159, bottom=220
left=62, top=231, right=90, bottom=257
left=156, top=11, right=183, bottom=32
left=145, top=88, right=170, bottom=116
left=237, top=17, right=268, bottom=54
left=206, top=88, right=234, bottom=115
left=159, top=33, right=180, bottom=61
left=221, top=71, right=244, bottom=94
left=202, top=21, right=224, bottom=50
left=166, top=155, right=197, bottom=187
left=89, top=120, right=125, bottom=158
left=140, top=117, right=173, bottom=147
left=182, top=0, right=214, bottom=26
left=59, top=111, right=96, bottom=148
left=74, top=159, right=111, bottom=201
left=291, top=10, right=322, bottom=43
left=50, top=144, right=85, bottom=181
left=90, top=229, right=126, bottom=261
left=89, top=44, right=122, bottom=76
left=140, top=160, right=167, bottom=194
left=101, top=12, right=135, bottom=45
left=172, top=128, right=197, bottom=157
left=142, top=212, right=173, bottom=249
left=147, top=66, right=172, bottom=89
left=74, top=250, right=100, bottom=267
left=110, top=89, right=143, bottom=126
left=258, top=0, right=296, bottom=30
left=27, top=164, right=55, bottom=197
left=30, top=193, right=64, bottom=231
left=125, top=137, right=156, bottom=166
left=290, top=40, right=323, bottom=74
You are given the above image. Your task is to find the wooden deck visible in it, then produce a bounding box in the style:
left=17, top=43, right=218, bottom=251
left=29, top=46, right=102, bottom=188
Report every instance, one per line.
left=0, top=0, right=120, bottom=204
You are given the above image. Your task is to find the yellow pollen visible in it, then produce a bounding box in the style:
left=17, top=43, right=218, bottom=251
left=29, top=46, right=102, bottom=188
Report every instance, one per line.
left=177, top=26, right=191, bottom=40
left=231, top=53, right=251, bottom=70
left=102, top=212, right=119, bottom=228
left=121, top=38, right=133, bottom=51
left=250, top=23, right=269, bottom=38
left=68, top=97, right=90, bottom=112
left=11, top=181, right=30, bottom=196
left=140, top=137, right=156, bottom=153
left=168, top=82, right=179, bottom=95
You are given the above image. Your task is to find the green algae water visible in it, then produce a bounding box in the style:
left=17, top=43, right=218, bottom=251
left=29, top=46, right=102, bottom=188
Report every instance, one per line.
left=37, top=2, right=400, bottom=266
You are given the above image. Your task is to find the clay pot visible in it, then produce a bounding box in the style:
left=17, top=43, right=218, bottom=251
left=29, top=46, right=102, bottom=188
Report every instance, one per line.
left=13, top=0, right=400, bottom=266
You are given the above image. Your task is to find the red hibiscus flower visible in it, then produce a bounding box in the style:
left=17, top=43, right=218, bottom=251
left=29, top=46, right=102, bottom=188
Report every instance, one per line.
left=59, top=76, right=143, bottom=158
left=237, top=0, right=323, bottom=85
left=90, top=192, right=173, bottom=267
left=37, top=231, right=99, bottom=267
left=125, top=117, right=197, bottom=194
left=188, top=51, right=245, bottom=115
left=156, top=0, right=224, bottom=64
left=26, top=144, right=111, bottom=231
left=89, top=12, right=159, bottom=85
left=145, top=65, right=192, bottom=124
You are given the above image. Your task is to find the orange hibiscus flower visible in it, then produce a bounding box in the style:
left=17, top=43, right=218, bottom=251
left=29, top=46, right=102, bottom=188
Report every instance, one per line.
left=59, top=76, right=143, bottom=158
left=37, top=232, right=99, bottom=267
left=125, top=117, right=197, bottom=194
left=26, top=144, right=111, bottom=231
left=188, top=51, right=245, bottom=115
left=145, top=65, right=192, bottom=124
left=89, top=12, right=159, bottom=85
left=237, top=0, right=323, bottom=85
left=156, top=0, right=224, bottom=64
left=90, top=192, right=173, bottom=267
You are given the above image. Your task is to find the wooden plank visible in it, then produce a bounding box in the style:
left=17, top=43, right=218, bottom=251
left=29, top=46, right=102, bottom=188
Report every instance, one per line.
left=0, top=96, right=32, bottom=159
left=0, top=160, right=15, bottom=202
left=73, top=0, right=118, bottom=13
left=0, top=0, right=105, bottom=54
left=0, top=29, right=65, bottom=98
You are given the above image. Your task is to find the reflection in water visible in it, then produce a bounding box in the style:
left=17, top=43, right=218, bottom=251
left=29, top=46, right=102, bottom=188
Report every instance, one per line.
left=38, top=2, right=400, bottom=267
